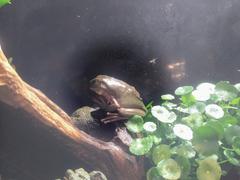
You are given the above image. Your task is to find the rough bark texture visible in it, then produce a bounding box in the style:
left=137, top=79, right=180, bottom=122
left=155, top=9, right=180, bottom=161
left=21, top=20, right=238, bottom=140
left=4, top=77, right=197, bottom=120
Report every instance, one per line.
left=0, top=45, right=144, bottom=180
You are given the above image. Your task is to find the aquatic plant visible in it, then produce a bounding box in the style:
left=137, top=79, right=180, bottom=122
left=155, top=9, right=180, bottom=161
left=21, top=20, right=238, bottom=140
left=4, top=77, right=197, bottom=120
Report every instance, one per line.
left=126, top=81, right=240, bottom=180
left=0, top=0, right=11, bottom=8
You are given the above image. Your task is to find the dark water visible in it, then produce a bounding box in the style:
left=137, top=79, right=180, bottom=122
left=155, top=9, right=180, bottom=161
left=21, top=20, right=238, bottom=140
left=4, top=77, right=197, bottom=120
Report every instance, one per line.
left=0, top=0, right=240, bottom=179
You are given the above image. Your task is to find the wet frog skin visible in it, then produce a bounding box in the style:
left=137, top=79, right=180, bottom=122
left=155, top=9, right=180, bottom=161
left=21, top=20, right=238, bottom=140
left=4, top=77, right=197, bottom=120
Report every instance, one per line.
left=89, top=75, right=146, bottom=123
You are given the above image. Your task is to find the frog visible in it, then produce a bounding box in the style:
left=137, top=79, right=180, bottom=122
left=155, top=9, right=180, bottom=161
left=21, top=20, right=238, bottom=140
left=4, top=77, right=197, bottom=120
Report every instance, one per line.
left=89, top=75, right=146, bottom=124
left=71, top=75, right=146, bottom=144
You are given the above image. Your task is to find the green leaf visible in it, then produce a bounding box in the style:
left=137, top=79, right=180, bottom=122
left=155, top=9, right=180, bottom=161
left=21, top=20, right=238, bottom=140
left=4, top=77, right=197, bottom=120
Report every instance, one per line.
left=129, top=137, right=153, bottom=156
left=188, top=102, right=206, bottom=114
left=125, top=115, right=144, bottom=133
left=232, top=136, right=240, bottom=155
left=219, top=115, right=238, bottom=127
left=152, top=144, right=171, bottom=165
left=161, top=94, right=175, bottom=100
left=224, top=125, right=240, bottom=145
left=196, top=157, right=222, bottom=180
left=234, top=83, right=240, bottom=91
left=157, top=159, right=181, bottom=180
left=182, top=113, right=204, bottom=129
left=214, top=81, right=238, bottom=101
left=175, top=156, right=191, bottom=179
left=173, top=144, right=196, bottom=158
left=195, top=125, right=219, bottom=140
left=143, top=122, right=157, bottom=132
left=162, top=101, right=177, bottom=110
left=175, top=86, right=194, bottom=96
left=224, top=150, right=240, bottom=166
left=146, top=167, right=163, bottom=180
left=230, top=97, right=240, bottom=106
left=181, top=94, right=196, bottom=106
left=0, top=0, right=11, bottom=8
left=193, top=125, right=220, bottom=155
left=205, top=121, right=224, bottom=140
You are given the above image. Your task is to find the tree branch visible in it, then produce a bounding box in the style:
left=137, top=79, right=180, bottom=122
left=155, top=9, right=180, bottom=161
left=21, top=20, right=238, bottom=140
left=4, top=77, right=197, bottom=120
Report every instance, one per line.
left=0, top=45, right=144, bottom=180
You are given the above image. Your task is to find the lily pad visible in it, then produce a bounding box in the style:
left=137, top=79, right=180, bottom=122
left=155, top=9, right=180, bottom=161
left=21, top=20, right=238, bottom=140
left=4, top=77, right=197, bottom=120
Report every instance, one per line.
left=161, top=94, right=175, bottom=100
left=196, top=157, right=222, bottom=180
left=174, top=144, right=196, bottom=158
left=205, top=121, right=224, bottom=140
left=224, top=150, right=240, bottom=166
left=234, top=83, right=240, bottom=91
left=192, top=90, right=210, bottom=101
left=224, top=125, right=240, bottom=145
left=146, top=167, right=164, bottom=180
left=151, top=106, right=176, bottom=123
left=182, top=113, right=204, bottom=128
left=152, top=144, right=171, bottom=165
left=219, top=115, right=238, bottom=127
left=232, top=136, right=240, bottom=155
left=181, top=94, right=196, bottom=106
left=193, top=125, right=219, bottom=155
left=129, top=137, right=153, bottom=156
left=188, top=102, right=206, bottom=114
left=125, top=115, right=144, bottom=133
left=175, top=156, right=191, bottom=179
left=143, top=122, right=157, bottom=133
left=157, top=159, right=181, bottom=180
left=214, top=81, right=238, bottom=101
left=175, top=86, right=194, bottom=96
left=205, top=104, right=224, bottom=119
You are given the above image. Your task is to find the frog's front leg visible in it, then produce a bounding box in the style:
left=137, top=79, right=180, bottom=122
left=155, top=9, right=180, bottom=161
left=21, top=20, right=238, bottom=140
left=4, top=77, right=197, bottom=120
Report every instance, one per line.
left=101, top=107, right=145, bottom=124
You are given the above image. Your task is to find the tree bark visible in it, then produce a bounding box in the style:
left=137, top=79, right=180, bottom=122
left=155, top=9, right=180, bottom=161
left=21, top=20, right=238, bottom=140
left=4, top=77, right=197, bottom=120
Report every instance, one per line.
left=0, top=45, right=144, bottom=180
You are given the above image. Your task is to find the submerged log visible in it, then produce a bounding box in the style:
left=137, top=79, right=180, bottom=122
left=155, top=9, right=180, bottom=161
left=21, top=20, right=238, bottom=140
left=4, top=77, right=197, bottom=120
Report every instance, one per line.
left=0, top=45, right=144, bottom=180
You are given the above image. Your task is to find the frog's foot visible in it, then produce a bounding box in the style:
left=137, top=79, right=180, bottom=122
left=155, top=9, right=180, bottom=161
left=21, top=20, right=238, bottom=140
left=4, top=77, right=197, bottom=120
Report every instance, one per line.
left=100, top=112, right=127, bottom=124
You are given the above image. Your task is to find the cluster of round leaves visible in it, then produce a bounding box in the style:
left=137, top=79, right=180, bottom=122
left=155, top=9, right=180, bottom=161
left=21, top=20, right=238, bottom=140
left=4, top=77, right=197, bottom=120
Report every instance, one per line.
left=125, top=81, right=240, bottom=180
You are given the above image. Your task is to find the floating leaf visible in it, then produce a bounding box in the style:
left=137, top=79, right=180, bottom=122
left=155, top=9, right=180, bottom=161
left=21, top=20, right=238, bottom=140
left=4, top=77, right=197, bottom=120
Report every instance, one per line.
left=161, top=94, right=175, bottom=100
left=205, top=121, right=224, bottom=140
left=193, top=125, right=219, bottom=155
left=157, top=159, right=181, bottom=180
left=146, top=167, right=163, bottom=180
left=224, top=125, right=240, bottom=145
left=175, top=86, right=193, bottom=96
left=234, top=83, right=240, bottom=91
left=219, top=115, right=238, bottom=127
left=173, top=124, right=193, bottom=140
left=196, top=83, right=216, bottom=94
left=175, top=156, right=191, bottom=179
left=181, top=94, right=196, bottom=106
left=224, top=150, right=240, bottom=166
left=143, top=122, right=157, bottom=133
left=214, top=81, right=238, bottom=101
left=129, top=137, right=153, bottom=156
left=174, top=144, right=196, bottom=158
left=196, top=157, right=222, bottom=180
left=151, top=106, right=176, bottom=123
left=152, top=144, right=171, bottom=165
left=188, top=102, right=206, bottom=114
left=205, top=104, right=224, bottom=119
left=232, top=136, right=240, bottom=155
left=230, top=97, right=240, bottom=106
left=192, top=90, right=210, bottom=101
left=125, top=115, right=144, bottom=133
left=162, top=101, right=177, bottom=110
left=182, top=113, right=204, bottom=128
